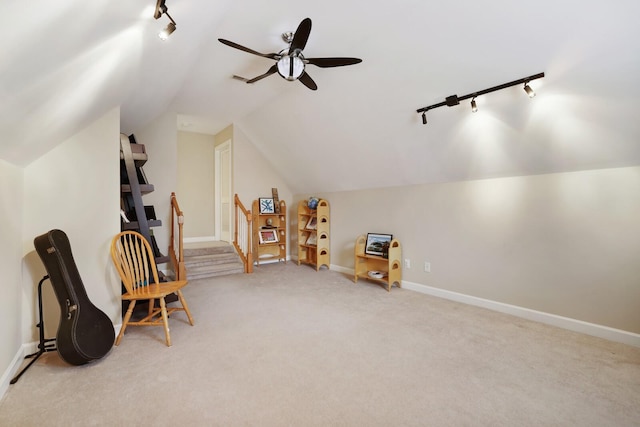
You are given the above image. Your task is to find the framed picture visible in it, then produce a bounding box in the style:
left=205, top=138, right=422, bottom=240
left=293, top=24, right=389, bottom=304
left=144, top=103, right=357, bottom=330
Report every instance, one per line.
left=259, top=198, right=275, bottom=214
left=258, top=229, right=279, bottom=244
left=365, top=233, right=393, bottom=256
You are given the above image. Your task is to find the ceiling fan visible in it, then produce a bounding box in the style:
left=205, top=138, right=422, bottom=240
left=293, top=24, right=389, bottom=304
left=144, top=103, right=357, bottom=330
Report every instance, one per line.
left=218, top=18, right=362, bottom=91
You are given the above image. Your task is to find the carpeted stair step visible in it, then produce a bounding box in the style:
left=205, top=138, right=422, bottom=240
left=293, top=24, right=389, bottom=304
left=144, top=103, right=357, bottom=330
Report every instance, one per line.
left=183, top=243, right=245, bottom=280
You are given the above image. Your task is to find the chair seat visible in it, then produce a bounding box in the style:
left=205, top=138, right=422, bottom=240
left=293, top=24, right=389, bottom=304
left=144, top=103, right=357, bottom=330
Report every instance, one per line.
left=122, top=280, right=188, bottom=300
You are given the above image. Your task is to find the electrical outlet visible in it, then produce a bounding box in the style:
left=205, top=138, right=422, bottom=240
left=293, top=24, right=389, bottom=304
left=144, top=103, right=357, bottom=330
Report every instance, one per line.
left=404, top=259, right=411, bottom=269
left=424, top=262, right=431, bottom=273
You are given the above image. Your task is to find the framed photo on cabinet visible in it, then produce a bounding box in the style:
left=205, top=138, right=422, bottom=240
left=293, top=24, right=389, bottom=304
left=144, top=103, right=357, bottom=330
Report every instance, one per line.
left=259, top=198, right=275, bottom=214
left=365, top=233, right=393, bottom=256
left=259, top=229, right=279, bottom=244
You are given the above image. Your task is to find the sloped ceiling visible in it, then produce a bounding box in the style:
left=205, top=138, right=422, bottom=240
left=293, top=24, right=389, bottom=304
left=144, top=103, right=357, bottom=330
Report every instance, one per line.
left=3, top=0, right=640, bottom=194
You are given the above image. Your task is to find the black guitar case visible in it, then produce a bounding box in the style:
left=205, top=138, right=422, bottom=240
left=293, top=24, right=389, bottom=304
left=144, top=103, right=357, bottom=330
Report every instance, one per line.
left=34, top=229, right=115, bottom=365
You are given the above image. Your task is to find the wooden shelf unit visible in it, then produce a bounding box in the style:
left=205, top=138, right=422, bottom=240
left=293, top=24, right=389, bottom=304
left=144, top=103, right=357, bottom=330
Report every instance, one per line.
left=354, top=235, right=402, bottom=292
left=119, top=133, right=168, bottom=264
left=252, top=199, right=287, bottom=265
left=297, top=199, right=330, bottom=270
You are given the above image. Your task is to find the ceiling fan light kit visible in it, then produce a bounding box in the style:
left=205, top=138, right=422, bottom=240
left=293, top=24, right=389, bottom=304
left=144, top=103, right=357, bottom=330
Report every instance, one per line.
left=277, top=55, right=305, bottom=81
left=416, top=72, right=545, bottom=123
left=218, top=18, right=362, bottom=90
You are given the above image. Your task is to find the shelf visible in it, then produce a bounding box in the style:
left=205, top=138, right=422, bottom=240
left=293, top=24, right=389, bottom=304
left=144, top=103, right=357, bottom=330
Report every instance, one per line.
left=354, top=235, right=402, bottom=292
left=297, top=199, right=330, bottom=271
left=120, top=184, right=154, bottom=194
left=252, top=199, right=287, bottom=265
left=121, top=220, right=162, bottom=230
left=119, top=133, right=166, bottom=267
left=355, top=253, right=389, bottom=261
left=120, top=152, right=148, bottom=165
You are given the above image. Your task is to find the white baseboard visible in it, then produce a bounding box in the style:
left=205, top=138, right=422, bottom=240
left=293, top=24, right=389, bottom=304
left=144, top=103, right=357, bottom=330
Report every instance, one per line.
left=1, top=324, right=123, bottom=402
left=1, top=342, right=38, bottom=401
left=184, top=236, right=217, bottom=243
left=331, top=264, right=640, bottom=348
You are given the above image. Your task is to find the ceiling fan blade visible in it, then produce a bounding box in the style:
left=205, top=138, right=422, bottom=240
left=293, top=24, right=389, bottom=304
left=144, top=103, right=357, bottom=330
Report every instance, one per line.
left=298, top=71, right=318, bottom=91
left=246, top=65, right=278, bottom=84
left=289, top=18, right=312, bottom=54
left=306, top=57, right=363, bottom=68
left=218, top=39, right=280, bottom=60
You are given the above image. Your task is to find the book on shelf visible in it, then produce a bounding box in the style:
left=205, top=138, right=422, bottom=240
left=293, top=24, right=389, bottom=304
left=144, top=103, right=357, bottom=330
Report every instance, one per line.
left=272, top=188, right=280, bottom=213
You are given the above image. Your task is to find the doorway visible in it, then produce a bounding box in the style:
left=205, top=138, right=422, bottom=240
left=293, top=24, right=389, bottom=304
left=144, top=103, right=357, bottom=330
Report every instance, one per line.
left=215, top=140, right=232, bottom=242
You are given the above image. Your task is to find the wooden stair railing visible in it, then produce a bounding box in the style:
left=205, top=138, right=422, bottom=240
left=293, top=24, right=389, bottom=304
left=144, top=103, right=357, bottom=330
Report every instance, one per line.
left=169, top=192, right=186, bottom=281
left=233, top=194, right=253, bottom=273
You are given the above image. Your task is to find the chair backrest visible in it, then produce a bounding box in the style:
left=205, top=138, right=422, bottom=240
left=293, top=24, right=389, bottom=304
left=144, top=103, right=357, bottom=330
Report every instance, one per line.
left=111, top=231, right=160, bottom=294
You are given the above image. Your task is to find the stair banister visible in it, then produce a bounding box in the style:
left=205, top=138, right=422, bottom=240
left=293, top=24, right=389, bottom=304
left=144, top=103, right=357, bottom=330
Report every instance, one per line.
left=233, top=194, right=253, bottom=273
left=170, top=192, right=186, bottom=280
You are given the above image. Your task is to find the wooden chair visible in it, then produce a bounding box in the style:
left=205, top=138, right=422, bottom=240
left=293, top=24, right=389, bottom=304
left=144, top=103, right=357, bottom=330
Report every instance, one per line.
left=110, top=231, right=194, bottom=346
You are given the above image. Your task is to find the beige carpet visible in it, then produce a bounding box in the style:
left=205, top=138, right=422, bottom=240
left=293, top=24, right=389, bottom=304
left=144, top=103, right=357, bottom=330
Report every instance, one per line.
left=1, top=263, right=639, bottom=426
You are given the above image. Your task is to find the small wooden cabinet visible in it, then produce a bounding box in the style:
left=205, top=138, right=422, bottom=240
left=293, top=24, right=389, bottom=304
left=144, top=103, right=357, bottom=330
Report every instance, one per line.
left=354, top=235, right=402, bottom=292
left=297, top=199, right=330, bottom=270
left=252, top=199, right=287, bottom=265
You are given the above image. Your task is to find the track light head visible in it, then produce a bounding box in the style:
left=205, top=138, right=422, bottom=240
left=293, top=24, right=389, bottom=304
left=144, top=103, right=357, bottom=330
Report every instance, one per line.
left=523, top=83, right=535, bottom=98
left=159, top=22, right=176, bottom=40
left=422, top=112, right=427, bottom=124
left=471, top=97, right=478, bottom=113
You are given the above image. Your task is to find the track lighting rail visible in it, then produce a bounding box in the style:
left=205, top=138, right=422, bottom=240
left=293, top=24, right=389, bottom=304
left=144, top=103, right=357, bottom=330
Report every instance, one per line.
left=416, top=72, right=544, bottom=123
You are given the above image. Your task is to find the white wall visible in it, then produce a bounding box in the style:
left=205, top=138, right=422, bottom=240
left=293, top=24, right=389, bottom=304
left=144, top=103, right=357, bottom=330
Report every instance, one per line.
left=21, top=107, right=122, bottom=346
left=0, top=159, right=24, bottom=395
left=233, top=125, right=293, bottom=209
left=233, top=125, right=295, bottom=257
left=304, top=166, right=640, bottom=335
left=177, top=131, right=215, bottom=238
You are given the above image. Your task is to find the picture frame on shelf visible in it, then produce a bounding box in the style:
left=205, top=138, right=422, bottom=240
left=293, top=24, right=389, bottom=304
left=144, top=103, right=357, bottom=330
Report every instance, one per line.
left=305, top=217, right=317, bottom=230
left=306, top=234, right=317, bottom=245
left=365, top=233, right=393, bottom=256
left=258, top=229, right=279, bottom=244
left=259, top=198, right=275, bottom=214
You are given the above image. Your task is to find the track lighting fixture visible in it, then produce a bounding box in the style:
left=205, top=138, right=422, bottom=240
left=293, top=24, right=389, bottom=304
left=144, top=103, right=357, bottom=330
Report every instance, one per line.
left=159, top=22, right=176, bottom=40
left=154, top=0, right=176, bottom=40
left=523, top=83, right=535, bottom=98
left=416, top=72, right=544, bottom=124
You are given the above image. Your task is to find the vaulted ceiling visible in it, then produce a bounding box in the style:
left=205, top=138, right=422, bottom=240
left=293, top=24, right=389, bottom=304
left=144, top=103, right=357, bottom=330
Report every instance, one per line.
left=3, top=1, right=640, bottom=193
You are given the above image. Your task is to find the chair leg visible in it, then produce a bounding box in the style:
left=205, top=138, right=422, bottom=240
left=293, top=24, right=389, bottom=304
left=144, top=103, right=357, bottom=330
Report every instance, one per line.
left=148, top=298, right=154, bottom=318
left=159, top=297, right=171, bottom=347
left=116, top=300, right=137, bottom=346
left=176, top=290, right=194, bottom=326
